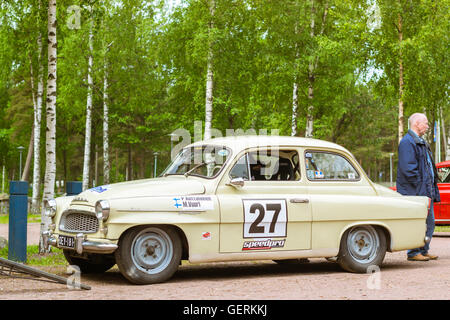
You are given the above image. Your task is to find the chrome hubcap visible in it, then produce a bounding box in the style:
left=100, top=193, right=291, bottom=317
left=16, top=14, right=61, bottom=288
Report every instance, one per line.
left=347, top=226, right=379, bottom=264
left=131, top=228, right=173, bottom=274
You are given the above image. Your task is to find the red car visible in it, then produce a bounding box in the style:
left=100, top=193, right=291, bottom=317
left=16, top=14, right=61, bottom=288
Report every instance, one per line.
left=390, top=160, right=450, bottom=225
left=436, top=161, right=450, bottom=225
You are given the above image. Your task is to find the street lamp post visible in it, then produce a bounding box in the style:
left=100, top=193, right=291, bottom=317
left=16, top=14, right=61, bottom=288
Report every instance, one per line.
left=17, top=146, right=25, bottom=180
left=153, top=152, right=159, bottom=178
left=389, top=152, right=394, bottom=187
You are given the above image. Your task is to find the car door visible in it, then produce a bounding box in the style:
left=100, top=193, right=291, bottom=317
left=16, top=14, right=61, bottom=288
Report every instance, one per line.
left=436, top=164, right=450, bottom=224
left=304, top=149, right=379, bottom=249
left=216, top=147, right=312, bottom=253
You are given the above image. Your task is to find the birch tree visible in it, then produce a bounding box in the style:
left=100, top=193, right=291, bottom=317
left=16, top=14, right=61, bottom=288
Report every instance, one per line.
left=103, top=41, right=112, bottom=185
left=291, top=21, right=301, bottom=137
left=82, top=7, right=94, bottom=191
left=41, top=0, right=57, bottom=253
left=204, top=0, right=215, bottom=141
left=31, top=0, right=44, bottom=214
left=396, top=10, right=404, bottom=143
left=305, top=0, right=328, bottom=138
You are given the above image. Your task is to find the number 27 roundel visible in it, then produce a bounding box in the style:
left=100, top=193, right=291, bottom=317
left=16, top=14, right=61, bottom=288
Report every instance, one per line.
left=243, top=199, right=287, bottom=238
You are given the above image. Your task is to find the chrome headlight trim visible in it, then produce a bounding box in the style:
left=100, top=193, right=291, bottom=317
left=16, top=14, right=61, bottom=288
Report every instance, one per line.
left=44, top=199, right=57, bottom=217
left=95, top=200, right=110, bottom=222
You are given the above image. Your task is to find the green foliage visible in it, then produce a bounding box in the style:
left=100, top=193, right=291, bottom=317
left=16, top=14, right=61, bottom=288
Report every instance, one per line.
left=0, top=0, right=448, bottom=188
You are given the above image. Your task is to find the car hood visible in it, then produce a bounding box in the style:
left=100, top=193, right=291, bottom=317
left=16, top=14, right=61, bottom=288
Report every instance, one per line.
left=69, top=176, right=206, bottom=206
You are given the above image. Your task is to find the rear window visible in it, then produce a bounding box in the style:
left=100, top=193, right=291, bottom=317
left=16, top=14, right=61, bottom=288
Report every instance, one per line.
left=305, top=151, right=360, bottom=181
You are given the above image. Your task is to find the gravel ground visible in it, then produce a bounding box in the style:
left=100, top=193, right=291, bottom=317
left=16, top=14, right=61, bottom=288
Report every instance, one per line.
left=0, top=224, right=449, bottom=300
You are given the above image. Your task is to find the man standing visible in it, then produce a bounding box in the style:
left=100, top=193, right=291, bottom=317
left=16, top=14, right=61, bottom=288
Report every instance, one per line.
left=396, top=113, right=440, bottom=261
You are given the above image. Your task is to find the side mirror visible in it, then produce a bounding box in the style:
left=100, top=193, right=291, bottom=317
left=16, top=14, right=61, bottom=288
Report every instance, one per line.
left=227, top=177, right=245, bottom=188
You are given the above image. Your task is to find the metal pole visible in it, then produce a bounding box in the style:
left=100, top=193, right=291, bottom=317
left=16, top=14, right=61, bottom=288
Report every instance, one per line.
left=8, top=181, right=28, bottom=262
left=389, top=153, right=394, bottom=187
left=153, top=152, right=159, bottom=178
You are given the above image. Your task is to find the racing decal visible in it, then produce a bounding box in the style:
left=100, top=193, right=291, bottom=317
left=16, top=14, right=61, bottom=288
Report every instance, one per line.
left=202, top=232, right=212, bottom=240
left=243, top=199, right=287, bottom=238
left=314, top=171, right=324, bottom=179
left=173, top=196, right=214, bottom=211
left=89, top=185, right=110, bottom=193
left=242, top=239, right=286, bottom=251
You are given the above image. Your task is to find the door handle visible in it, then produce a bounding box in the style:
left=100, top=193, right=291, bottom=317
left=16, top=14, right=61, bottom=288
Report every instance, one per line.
left=290, top=198, right=309, bottom=204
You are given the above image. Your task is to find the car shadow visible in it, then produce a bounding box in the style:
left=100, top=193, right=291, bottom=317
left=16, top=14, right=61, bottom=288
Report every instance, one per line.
left=171, top=259, right=343, bottom=283
left=80, top=260, right=343, bottom=285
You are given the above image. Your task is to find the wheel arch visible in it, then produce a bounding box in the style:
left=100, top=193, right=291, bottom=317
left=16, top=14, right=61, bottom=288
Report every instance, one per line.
left=339, top=222, right=393, bottom=252
left=117, top=224, right=190, bottom=261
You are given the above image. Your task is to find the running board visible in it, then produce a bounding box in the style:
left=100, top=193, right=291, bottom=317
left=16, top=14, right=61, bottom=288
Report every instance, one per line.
left=0, top=257, right=91, bottom=290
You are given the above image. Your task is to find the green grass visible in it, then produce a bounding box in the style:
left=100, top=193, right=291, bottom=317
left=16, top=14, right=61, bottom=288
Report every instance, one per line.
left=436, top=225, right=450, bottom=232
left=0, top=214, right=41, bottom=224
left=0, top=245, right=67, bottom=266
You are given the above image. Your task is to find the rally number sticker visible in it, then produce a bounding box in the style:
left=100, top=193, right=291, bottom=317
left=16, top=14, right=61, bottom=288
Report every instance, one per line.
left=243, top=199, right=287, bottom=238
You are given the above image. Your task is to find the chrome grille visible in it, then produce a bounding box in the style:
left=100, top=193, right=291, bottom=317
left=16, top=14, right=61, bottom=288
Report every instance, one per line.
left=60, top=211, right=99, bottom=233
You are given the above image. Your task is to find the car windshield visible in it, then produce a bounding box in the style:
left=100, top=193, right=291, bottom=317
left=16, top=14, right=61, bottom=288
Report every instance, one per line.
left=438, top=166, right=450, bottom=183
left=162, top=145, right=231, bottom=178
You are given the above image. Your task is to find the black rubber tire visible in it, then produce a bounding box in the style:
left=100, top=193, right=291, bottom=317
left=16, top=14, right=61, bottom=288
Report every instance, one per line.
left=337, top=225, right=387, bottom=273
left=63, top=250, right=116, bottom=274
left=115, top=226, right=182, bottom=285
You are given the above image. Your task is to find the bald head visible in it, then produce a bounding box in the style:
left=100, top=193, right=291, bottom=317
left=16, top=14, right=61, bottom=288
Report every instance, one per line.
left=409, top=113, right=429, bottom=137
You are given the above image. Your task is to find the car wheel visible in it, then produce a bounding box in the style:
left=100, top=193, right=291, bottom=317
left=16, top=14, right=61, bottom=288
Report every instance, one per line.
left=115, top=226, right=181, bottom=284
left=337, top=225, right=387, bottom=273
left=63, top=250, right=116, bottom=274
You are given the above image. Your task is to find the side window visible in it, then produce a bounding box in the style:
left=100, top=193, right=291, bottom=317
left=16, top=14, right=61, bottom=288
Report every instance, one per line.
left=230, top=155, right=250, bottom=180
left=305, top=151, right=360, bottom=181
left=248, top=149, right=300, bottom=181
left=437, top=166, right=450, bottom=183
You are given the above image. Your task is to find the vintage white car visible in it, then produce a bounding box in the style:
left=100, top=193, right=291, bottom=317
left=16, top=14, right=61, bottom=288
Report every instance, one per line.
left=43, top=136, right=429, bottom=284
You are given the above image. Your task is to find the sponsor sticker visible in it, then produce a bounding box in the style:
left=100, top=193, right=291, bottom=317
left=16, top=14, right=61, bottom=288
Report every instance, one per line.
left=243, top=199, right=287, bottom=238
left=242, top=239, right=286, bottom=251
left=89, top=185, right=110, bottom=193
left=173, top=196, right=214, bottom=211
left=314, top=171, right=324, bottom=179
left=202, top=232, right=212, bottom=240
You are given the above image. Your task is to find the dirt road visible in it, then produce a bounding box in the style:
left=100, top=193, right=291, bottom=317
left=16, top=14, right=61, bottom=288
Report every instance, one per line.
left=0, top=230, right=449, bottom=301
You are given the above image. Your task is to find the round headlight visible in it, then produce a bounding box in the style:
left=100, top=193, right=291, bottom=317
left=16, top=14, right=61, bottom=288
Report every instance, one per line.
left=44, top=199, right=57, bottom=217
left=95, top=200, right=110, bottom=222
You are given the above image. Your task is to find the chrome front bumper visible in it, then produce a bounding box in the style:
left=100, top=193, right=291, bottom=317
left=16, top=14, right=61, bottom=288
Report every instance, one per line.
left=43, top=231, right=118, bottom=255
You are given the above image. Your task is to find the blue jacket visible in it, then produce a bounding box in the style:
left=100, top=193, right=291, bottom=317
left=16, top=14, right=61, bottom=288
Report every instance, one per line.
left=396, top=130, right=440, bottom=202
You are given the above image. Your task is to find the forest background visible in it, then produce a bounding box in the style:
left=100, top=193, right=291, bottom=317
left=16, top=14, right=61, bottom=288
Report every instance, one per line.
left=0, top=0, right=448, bottom=214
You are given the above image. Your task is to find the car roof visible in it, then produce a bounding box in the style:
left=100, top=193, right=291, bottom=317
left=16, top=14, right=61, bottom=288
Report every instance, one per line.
left=189, top=135, right=351, bottom=154
left=437, top=160, right=450, bottom=167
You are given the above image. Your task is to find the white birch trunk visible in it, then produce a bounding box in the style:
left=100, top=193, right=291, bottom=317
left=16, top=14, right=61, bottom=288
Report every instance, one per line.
left=291, top=22, right=300, bottom=137
left=447, top=128, right=450, bottom=161
left=305, top=0, right=328, bottom=139
left=21, top=126, right=34, bottom=182
left=305, top=0, right=316, bottom=138
left=41, top=0, right=57, bottom=253
left=103, top=57, right=110, bottom=185
left=291, top=82, right=299, bottom=136
left=397, top=12, right=404, bottom=144
left=31, top=28, right=44, bottom=213
left=82, top=18, right=94, bottom=191
left=204, top=0, right=215, bottom=141
left=440, top=106, right=449, bottom=161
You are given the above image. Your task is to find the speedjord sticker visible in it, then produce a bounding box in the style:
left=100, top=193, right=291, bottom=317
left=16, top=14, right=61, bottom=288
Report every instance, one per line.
left=242, top=239, right=286, bottom=251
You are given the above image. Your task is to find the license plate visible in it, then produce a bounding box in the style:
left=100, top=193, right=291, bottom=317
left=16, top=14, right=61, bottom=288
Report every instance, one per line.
left=58, top=235, right=75, bottom=249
